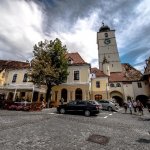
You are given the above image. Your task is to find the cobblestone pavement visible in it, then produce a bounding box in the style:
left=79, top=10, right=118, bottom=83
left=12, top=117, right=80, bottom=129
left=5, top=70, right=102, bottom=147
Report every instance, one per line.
left=0, top=108, right=150, bottom=150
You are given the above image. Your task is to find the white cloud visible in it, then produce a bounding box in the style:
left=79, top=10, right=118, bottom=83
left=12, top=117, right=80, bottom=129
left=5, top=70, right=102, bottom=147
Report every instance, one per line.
left=117, top=0, right=150, bottom=56
left=48, top=10, right=100, bottom=68
left=0, top=0, right=46, bottom=60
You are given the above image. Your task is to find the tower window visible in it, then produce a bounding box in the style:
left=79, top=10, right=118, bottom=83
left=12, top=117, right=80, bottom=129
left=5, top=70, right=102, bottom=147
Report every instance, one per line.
left=104, top=33, right=108, bottom=37
left=96, top=81, right=100, bottom=88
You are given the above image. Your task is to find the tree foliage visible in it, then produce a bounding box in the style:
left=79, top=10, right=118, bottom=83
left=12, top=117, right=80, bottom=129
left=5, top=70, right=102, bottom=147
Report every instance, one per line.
left=30, top=38, right=69, bottom=106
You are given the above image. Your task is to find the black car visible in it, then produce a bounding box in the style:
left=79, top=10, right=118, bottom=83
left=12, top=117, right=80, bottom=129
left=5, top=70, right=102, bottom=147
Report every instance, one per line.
left=57, top=100, right=101, bottom=117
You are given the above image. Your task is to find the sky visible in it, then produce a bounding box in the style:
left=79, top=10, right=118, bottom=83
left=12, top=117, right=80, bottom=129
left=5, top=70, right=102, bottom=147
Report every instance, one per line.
left=0, top=0, right=150, bottom=72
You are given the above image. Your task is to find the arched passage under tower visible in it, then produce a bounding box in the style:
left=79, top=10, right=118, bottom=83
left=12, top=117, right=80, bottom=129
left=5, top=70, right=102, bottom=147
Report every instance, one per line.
left=110, top=91, right=124, bottom=106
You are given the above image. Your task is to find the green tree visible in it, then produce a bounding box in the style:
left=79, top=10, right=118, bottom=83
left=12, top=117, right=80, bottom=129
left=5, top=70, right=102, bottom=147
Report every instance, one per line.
left=30, top=38, right=69, bottom=107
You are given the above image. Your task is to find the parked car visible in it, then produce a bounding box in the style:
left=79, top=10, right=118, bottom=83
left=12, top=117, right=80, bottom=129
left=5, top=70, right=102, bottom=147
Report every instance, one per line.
left=57, top=100, right=101, bottom=117
left=96, top=100, right=119, bottom=111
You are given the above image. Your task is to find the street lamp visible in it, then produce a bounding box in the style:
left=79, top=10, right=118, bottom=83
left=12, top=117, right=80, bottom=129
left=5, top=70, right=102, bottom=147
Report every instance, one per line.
left=106, top=83, right=109, bottom=99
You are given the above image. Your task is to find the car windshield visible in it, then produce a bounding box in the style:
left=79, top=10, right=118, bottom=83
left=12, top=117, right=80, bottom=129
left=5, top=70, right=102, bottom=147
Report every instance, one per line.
left=88, top=100, right=99, bottom=105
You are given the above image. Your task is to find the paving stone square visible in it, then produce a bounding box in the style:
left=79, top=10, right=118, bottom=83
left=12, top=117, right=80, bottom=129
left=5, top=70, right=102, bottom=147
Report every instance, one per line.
left=0, top=108, right=150, bottom=150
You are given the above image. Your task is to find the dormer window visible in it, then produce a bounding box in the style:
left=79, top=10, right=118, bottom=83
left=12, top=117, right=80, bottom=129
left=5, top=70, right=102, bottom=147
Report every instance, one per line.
left=68, top=57, right=73, bottom=64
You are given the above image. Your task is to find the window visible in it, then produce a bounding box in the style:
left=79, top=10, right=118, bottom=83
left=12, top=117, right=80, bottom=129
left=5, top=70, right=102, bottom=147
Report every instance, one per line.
left=110, top=83, right=115, bottom=87
left=95, top=94, right=102, bottom=100
left=75, top=88, right=82, bottom=100
left=116, top=83, right=121, bottom=87
left=61, top=89, right=67, bottom=102
left=96, top=81, right=100, bottom=88
left=74, top=71, right=79, bottom=80
left=23, top=73, right=28, bottom=82
left=12, top=74, right=17, bottom=83
left=68, top=59, right=73, bottom=64
left=104, top=33, right=108, bottom=37
left=137, top=82, right=142, bottom=88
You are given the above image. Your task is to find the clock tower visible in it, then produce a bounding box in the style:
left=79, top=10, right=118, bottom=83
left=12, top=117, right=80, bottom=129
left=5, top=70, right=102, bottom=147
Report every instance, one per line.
left=97, top=23, right=122, bottom=73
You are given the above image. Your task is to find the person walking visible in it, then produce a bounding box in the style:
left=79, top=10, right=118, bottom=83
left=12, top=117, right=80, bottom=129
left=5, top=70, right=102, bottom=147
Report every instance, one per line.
left=127, top=100, right=133, bottom=114
left=60, top=98, right=64, bottom=105
left=146, top=100, right=150, bottom=113
left=123, top=102, right=128, bottom=113
left=133, top=100, right=137, bottom=113
left=137, top=100, right=144, bottom=115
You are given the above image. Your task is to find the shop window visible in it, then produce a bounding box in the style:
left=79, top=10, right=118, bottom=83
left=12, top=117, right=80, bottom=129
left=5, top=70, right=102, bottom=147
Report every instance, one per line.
left=75, top=88, right=82, bottom=100
left=95, top=94, right=102, bottom=100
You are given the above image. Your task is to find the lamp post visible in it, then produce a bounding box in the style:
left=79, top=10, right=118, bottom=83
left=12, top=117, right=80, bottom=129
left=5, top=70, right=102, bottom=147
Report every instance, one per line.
left=45, top=75, right=51, bottom=108
left=106, top=83, right=109, bottom=99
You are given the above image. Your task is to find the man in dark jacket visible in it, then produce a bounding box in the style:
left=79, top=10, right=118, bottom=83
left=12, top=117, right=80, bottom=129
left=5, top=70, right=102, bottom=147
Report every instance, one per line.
left=147, top=100, right=150, bottom=113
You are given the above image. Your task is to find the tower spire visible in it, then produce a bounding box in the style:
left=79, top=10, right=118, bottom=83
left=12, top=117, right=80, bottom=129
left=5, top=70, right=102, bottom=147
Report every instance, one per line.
left=102, top=21, right=104, bottom=26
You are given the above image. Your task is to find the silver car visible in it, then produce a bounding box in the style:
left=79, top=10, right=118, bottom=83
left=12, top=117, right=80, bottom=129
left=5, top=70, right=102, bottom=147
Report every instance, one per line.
left=96, top=100, right=119, bottom=111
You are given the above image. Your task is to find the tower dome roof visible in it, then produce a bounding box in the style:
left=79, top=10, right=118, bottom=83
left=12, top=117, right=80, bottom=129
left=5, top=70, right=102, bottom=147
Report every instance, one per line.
left=99, top=23, right=110, bottom=32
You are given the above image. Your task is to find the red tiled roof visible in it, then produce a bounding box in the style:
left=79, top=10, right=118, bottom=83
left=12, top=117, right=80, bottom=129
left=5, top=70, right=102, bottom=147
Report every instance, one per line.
left=91, top=67, right=108, bottom=77
left=0, top=60, right=30, bottom=71
left=109, top=63, right=142, bottom=82
left=67, top=52, right=87, bottom=65
left=109, top=72, right=126, bottom=82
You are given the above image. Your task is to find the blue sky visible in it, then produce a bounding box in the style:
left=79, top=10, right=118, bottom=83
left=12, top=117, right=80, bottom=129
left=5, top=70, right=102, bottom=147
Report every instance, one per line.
left=0, top=0, right=150, bottom=72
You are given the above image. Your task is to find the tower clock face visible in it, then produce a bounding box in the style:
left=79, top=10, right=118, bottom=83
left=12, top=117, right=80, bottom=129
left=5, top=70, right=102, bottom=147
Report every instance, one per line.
left=104, top=38, right=111, bottom=45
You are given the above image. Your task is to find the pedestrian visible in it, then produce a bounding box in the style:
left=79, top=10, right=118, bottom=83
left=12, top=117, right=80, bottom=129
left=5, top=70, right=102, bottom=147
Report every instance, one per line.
left=40, top=94, right=44, bottom=101
left=127, top=100, right=133, bottom=114
left=60, top=98, right=64, bottom=105
left=133, top=100, right=137, bottom=113
left=123, top=102, right=128, bottom=113
left=146, top=100, right=150, bottom=113
left=137, top=100, right=144, bottom=115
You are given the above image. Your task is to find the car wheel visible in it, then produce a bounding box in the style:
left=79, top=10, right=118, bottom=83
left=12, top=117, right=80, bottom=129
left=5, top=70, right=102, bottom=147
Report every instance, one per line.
left=107, top=106, right=112, bottom=111
left=84, top=110, right=90, bottom=117
left=60, top=108, right=65, bottom=114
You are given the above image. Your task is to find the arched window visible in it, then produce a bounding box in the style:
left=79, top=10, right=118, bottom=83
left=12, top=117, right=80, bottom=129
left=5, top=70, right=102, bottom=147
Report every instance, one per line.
left=75, top=88, right=82, bottom=100
left=61, top=89, right=67, bottom=102
left=95, top=94, right=102, bottom=100
left=12, top=74, right=17, bottom=83
left=104, top=33, right=108, bottom=37
left=116, top=83, right=121, bottom=87
left=110, top=83, right=115, bottom=87
left=23, top=73, right=28, bottom=82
